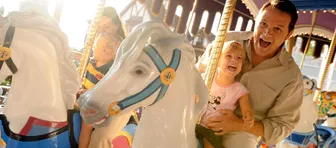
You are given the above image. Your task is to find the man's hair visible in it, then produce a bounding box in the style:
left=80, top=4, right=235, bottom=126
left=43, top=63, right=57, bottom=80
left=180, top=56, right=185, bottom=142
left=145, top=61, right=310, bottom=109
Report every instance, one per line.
left=260, top=0, right=298, bottom=32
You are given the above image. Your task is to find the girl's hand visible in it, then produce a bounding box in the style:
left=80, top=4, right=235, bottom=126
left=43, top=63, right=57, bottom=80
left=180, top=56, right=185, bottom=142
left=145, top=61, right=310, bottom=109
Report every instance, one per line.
left=242, top=112, right=254, bottom=130
left=76, top=89, right=87, bottom=99
left=206, top=109, right=244, bottom=135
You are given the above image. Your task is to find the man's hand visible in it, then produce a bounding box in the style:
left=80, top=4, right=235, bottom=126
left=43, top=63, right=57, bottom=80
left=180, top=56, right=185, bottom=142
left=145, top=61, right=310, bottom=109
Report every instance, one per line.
left=206, top=109, right=244, bottom=135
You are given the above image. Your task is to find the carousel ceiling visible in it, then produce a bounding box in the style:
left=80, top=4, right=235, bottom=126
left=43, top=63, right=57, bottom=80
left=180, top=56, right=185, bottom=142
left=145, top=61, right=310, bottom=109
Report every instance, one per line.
left=135, top=0, right=335, bottom=40
left=289, top=0, right=336, bottom=10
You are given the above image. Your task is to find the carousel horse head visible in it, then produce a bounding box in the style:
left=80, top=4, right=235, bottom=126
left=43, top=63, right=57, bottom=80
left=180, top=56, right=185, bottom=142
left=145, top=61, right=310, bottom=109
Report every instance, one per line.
left=0, top=11, right=79, bottom=134
left=302, top=75, right=317, bottom=96
left=78, top=20, right=207, bottom=126
left=78, top=21, right=208, bottom=147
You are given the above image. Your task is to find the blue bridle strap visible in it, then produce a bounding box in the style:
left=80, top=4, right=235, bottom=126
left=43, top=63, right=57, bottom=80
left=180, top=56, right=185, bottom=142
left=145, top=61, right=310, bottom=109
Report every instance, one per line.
left=116, top=45, right=181, bottom=110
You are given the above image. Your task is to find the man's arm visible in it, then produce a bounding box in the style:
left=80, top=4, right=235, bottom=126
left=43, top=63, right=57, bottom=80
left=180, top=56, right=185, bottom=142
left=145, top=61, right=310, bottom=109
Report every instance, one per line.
left=245, top=121, right=264, bottom=137
left=246, top=73, right=303, bottom=145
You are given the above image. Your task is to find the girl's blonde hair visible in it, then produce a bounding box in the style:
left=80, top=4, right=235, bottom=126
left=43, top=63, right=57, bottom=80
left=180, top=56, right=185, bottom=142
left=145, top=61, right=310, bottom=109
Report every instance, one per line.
left=222, top=41, right=246, bottom=60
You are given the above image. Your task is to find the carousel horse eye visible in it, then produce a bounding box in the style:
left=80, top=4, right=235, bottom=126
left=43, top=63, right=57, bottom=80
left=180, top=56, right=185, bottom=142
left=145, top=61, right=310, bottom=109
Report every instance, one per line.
left=135, top=69, right=143, bottom=75
left=326, top=93, right=332, bottom=100
left=303, top=79, right=313, bottom=89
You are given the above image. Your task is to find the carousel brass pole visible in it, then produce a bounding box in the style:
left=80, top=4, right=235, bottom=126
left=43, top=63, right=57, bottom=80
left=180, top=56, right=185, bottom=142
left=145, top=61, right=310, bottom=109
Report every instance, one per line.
left=314, top=28, right=336, bottom=102
left=78, top=0, right=106, bottom=79
left=203, top=0, right=237, bottom=91
left=287, top=36, right=295, bottom=55
left=299, top=11, right=317, bottom=69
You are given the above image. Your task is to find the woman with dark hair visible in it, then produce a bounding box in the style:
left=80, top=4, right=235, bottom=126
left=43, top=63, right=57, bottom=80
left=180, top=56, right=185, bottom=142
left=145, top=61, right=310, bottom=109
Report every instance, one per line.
left=98, top=7, right=126, bottom=39
left=72, top=6, right=126, bottom=62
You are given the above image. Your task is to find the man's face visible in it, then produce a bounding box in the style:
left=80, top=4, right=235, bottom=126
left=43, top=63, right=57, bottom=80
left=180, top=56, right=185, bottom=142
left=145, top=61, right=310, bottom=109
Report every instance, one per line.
left=252, top=6, right=293, bottom=58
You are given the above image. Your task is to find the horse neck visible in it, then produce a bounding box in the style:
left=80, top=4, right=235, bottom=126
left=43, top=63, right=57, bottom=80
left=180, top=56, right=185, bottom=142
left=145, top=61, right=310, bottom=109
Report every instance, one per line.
left=295, top=95, right=318, bottom=133
left=326, top=109, right=336, bottom=127
left=134, top=62, right=198, bottom=146
left=3, top=32, right=68, bottom=133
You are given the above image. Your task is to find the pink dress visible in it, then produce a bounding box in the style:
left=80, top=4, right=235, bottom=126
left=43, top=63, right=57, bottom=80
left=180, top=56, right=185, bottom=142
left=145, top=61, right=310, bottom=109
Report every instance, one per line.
left=200, top=81, right=248, bottom=126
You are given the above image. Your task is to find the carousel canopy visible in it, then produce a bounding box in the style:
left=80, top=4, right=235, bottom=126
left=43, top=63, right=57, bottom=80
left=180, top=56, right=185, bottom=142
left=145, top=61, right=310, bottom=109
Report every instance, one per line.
left=290, top=0, right=336, bottom=11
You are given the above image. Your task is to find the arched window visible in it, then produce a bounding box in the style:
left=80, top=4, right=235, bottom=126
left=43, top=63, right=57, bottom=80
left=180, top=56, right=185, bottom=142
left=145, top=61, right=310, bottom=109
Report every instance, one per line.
left=200, top=11, right=209, bottom=29
left=245, top=19, right=253, bottom=31
left=175, top=5, right=183, bottom=17
left=211, top=12, right=221, bottom=35
left=234, top=16, right=243, bottom=31
left=294, top=37, right=303, bottom=52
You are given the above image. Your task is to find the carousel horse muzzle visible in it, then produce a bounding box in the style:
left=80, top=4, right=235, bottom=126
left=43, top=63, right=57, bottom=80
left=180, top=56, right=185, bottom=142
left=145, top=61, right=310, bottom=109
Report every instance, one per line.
left=0, top=26, right=18, bottom=74
left=109, top=44, right=181, bottom=116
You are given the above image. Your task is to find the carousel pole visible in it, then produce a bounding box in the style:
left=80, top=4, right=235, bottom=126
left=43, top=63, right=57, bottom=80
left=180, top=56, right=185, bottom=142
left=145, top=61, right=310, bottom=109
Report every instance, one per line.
left=287, top=36, right=295, bottom=55
left=78, top=0, right=106, bottom=79
left=299, top=11, right=317, bottom=69
left=203, top=0, right=237, bottom=91
left=314, top=28, right=336, bottom=102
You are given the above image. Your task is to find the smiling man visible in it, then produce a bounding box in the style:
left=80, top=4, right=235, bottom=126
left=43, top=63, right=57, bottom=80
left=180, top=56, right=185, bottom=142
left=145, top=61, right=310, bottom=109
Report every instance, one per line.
left=198, top=0, right=303, bottom=147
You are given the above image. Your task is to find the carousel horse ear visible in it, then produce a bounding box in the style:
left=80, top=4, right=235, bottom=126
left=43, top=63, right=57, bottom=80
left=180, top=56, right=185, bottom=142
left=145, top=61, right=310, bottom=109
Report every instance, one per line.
left=118, top=21, right=171, bottom=61
left=120, top=21, right=193, bottom=62
left=312, top=79, right=317, bottom=86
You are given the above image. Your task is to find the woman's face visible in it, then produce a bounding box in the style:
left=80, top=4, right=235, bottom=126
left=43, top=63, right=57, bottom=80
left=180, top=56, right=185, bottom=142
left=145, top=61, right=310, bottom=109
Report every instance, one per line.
left=98, top=16, right=117, bottom=35
left=93, top=34, right=120, bottom=62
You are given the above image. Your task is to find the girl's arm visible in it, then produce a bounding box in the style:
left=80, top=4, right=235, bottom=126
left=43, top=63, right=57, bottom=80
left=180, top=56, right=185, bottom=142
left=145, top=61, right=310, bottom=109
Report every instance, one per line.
left=78, top=122, right=93, bottom=148
left=238, top=94, right=254, bottom=130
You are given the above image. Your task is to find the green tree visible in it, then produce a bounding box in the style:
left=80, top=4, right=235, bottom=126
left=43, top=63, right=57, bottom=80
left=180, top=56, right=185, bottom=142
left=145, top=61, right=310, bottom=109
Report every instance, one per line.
left=0, top=76, right=12, bottom=86
left=306, top=40, right=316, bottom=57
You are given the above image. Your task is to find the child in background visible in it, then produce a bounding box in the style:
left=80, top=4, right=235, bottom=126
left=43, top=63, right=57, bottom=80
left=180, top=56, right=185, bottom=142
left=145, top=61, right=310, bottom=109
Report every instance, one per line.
left=76, top=7, right=127, bottom=148
left=196, top=41, right=254, bottom=148
left=78, top=33, right=121, bottom=148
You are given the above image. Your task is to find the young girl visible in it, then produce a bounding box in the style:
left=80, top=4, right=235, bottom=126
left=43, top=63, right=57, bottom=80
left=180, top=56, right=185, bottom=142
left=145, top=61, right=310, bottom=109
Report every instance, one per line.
left=196, top=41, right=254, bottom=148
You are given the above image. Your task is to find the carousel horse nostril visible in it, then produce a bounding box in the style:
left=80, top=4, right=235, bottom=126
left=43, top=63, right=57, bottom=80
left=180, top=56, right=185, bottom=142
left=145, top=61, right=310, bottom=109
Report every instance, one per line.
left=84, top=109, right=97, bottom=115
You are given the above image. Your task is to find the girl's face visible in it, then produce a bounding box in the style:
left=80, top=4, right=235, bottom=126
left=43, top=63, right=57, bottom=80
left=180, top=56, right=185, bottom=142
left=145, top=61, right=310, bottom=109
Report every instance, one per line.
left=98, top=16, right=118, bottom=35
left=218, top=48, right=244, bottom=78
left=93, top=34, right=120, bottom=62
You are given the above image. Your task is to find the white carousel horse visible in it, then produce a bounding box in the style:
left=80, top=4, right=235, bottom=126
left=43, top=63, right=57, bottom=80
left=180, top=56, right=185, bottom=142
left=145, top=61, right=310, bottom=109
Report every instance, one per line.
left=0, top=11, right=80, bottom=147
left=276, top=75, right=319, bottom=148
left=77, top=21, right=208, bottom=148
